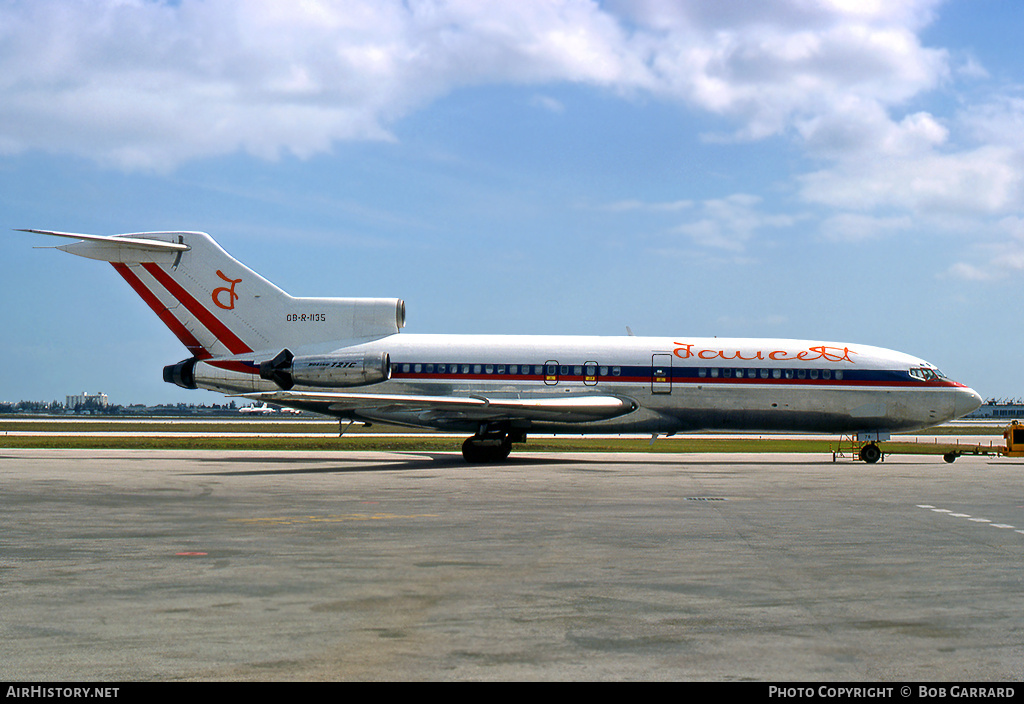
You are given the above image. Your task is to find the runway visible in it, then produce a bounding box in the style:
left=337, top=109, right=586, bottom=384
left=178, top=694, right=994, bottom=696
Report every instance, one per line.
left=1, top=449, right=1022, bottom=681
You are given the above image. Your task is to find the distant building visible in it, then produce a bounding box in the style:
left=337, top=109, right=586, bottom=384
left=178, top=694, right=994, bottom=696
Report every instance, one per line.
left=965, top=400, right=1024, bottom=420
left=66, top=392, right=109, bottom=408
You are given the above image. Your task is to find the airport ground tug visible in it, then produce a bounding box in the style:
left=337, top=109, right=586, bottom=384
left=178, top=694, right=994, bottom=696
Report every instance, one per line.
left=833, top=420, right=1024, bottom=464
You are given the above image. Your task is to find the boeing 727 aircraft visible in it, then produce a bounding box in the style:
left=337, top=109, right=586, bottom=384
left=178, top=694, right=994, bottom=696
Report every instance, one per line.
left=22, top=229, right=983, bottom=463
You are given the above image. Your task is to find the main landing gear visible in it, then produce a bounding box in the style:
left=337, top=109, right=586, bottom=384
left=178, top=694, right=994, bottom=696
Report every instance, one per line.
left=461, top=427, right=525, bottom=463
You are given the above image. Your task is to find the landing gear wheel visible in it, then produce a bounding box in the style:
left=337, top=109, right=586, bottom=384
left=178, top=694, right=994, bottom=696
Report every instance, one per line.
left=462, top=436, right=512, bottom=463
left=859, top=443, right=882, bottom=464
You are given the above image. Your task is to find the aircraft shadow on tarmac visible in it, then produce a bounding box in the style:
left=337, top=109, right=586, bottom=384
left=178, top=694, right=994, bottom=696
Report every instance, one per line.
left=195, top=453, right=563, bottom=475
left=192, top=452, right=841, bottom=476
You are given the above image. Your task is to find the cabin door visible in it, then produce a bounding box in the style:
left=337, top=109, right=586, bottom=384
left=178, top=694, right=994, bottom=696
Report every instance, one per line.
left=652, top=353, right=672, bottom=394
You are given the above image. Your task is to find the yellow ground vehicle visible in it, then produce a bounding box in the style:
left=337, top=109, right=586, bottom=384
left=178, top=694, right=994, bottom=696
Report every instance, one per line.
left=833, top=421, right=1024, bottom=463
left=1002, top=420, right=1024, bottom=457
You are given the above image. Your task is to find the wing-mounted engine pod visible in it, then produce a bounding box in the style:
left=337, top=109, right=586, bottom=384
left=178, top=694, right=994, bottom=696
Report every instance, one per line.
left=260, top=349, right=391, bottom=389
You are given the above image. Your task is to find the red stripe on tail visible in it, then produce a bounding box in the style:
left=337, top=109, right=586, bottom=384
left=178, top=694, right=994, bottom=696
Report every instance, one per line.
left=141, top=262, right=253, bottom=355
left=111, top=263, right=212, bottom=360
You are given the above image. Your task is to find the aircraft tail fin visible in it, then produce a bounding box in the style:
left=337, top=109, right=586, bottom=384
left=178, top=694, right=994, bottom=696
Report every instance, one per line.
left=22, top=230, right=405, bottom=358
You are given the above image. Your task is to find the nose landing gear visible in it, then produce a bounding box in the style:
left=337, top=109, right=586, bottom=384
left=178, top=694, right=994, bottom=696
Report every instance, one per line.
left=858, top=442, right=883, bottom=464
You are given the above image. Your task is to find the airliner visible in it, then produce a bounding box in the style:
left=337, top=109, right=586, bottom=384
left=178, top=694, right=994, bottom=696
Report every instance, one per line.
left=239, top=402, right=275, bottom=415
left=21, top=229, right=983, bottom=463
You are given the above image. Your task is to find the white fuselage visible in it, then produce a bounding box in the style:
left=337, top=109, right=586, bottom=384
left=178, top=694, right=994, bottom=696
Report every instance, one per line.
left=194, top=333, right=983, bottom=435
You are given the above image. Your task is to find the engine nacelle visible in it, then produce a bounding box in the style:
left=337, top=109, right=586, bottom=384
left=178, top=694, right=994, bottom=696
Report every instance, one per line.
left=166, top=357, right=266, bottom=393
left=291, top=351, right=392, bottom=388
left=259, top=348, right=391, bottom=389
left=163, top=358, right=198, bottom=389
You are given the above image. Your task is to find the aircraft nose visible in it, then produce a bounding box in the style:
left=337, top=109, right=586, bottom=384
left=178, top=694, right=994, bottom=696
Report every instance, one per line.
left=954, top=388, right=983, bottom=419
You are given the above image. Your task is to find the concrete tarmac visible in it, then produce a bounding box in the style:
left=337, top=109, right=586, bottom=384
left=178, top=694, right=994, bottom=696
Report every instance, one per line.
left=1, top=448, right=1022, bottom=681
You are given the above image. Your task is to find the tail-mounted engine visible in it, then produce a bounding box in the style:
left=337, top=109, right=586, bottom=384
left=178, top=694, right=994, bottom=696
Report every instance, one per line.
left=259, top=349, right=295, bottom=389
left=259, top=348, right=391, bottom=390
left=163, top=358, right=198, bottom=389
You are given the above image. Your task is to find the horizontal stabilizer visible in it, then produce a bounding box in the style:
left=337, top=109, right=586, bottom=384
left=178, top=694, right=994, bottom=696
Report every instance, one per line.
left=17, top=229, right=192, bottom=265
left=17, top=229, right=190, bottom=252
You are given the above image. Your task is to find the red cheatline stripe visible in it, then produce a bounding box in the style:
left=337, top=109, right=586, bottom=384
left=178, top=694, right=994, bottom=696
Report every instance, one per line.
left=141, top=262, right=252, bottom=355
left=208, top=360, right=259, bottom=374
left=111, top=263, right=212, bottom=360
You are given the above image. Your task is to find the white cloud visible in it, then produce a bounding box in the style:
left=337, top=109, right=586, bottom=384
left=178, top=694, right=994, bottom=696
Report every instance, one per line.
left=960, top=97, right=1024, bottom=147
left=0, top=0, right=954, bottom=171
left=2, top=0, right=1022, bottom=274
left=529, top=94, right=566, bottom=114
left=820, top=213, right=914, bottom=242
left=0, top=0, right=648, bottom=169
left=602, top=198, right=693, bottom=213
left=946, top=262, right=995, bottom=281
left=946, top=215, right=1024, bottom=281
left=623, top=0, right=948, bottom=141
left=671, top=194, right=799, bottom=251
left=800, top=144, right=1023, bottom=214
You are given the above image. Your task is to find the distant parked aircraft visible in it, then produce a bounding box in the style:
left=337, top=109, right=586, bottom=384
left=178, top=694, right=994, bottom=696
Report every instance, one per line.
left=238, top=402, right=275, bottom=415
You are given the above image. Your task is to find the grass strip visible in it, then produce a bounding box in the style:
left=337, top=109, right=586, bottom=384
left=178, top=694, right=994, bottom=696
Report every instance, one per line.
left=0, top=434, right=994, bottom=456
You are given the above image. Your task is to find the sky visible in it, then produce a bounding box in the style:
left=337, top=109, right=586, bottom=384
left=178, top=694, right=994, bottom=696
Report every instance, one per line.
left=3, top=0, right=1024, bottom=406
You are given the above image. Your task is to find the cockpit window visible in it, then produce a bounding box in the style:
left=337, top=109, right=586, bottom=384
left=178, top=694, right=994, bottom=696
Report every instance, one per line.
left=909, top=367, right=947, bottom=381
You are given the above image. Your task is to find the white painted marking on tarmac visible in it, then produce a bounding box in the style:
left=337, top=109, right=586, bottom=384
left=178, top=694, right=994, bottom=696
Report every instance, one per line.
left=918, top=505, right=1020, bottom=534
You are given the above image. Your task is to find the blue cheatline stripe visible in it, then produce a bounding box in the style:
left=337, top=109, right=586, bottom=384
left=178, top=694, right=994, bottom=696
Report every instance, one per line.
left=385, top=362, right=962, bottom=388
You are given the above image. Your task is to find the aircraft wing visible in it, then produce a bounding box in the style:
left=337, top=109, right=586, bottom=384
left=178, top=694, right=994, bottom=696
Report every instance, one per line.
left=243, top=390, right=638, bottom=424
